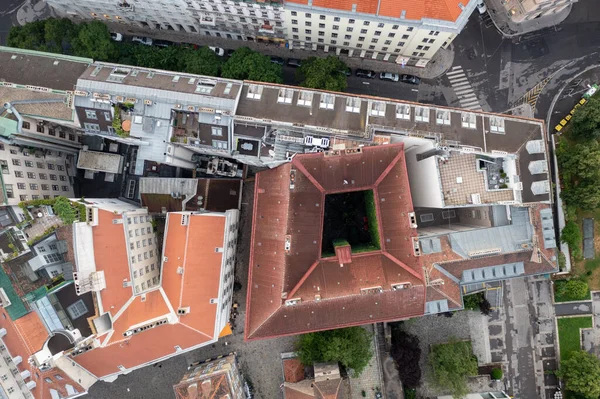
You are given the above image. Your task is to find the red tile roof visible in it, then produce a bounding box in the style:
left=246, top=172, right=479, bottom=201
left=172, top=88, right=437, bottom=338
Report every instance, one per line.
left=0, top=308, right=86, bottom=399
left=284, top=0, right=464, bottom=22
left=246, top=144, right=425, bottom=340
left=71, top=210, right=230, bottom=378
left=284, top=358, right=305, bottom=383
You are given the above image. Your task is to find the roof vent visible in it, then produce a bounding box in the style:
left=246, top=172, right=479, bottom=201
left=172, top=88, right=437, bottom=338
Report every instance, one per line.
left=361, top=286, right=383, bottom=295
left=391, top=283, right=412, bottom=291
left=177, top=307, right=190, bottom=315
left=177, top=267, right=184, bottom=275
left=122, top=279, right=132, bottom=288
left=285, top=298, right=301, bottom=306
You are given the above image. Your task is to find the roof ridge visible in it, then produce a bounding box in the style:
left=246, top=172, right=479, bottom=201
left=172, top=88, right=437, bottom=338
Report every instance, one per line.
left=434, top=249, right=533, bottom=267
left=382, top=251, right=424, bottom=282
left=430, top=284, right=462, bottom=309
left=292, top=157, right=326, bottom=193
left=287, top=260, right=320, bottom=300
left=373, top=145, right=404, bottom=187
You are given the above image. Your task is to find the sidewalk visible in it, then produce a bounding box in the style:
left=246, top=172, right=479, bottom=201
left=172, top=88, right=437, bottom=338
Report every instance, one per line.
left=104, top=20, right=454, bottom=80
left=484, top=0, right=572, bottom=38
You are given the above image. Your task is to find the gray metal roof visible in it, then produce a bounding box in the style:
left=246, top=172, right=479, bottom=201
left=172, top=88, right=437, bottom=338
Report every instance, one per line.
left=420, top=237, right=442, bottom=254
left=540, top=208, right=557, bottom=250
left=462, top=262, right=525, bottom=283
left=425, top=300, right=449, bottom=314
left=449, top=207, right=533, bottom=257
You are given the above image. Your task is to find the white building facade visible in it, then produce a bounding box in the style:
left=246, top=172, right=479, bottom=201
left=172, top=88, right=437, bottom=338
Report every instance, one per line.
left=47, top=0, right=477, bottom=66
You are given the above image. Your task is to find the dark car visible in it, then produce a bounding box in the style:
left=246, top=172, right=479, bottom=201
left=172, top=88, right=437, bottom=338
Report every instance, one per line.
left=153, top=39, right=174, bottom=48
left=355, top=69, right=376, bottom=78
left=225, top=48, right=236, bottom=57
left=338, top=67, right=352, bottom=76
left=287, top=58, right=302, bottom=68
left=400, top=74, right=421, bottom=85
left=270, top=56, right=285, bottom=65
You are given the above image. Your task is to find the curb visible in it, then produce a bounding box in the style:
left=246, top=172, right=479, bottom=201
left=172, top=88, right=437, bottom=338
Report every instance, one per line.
left=486, top=4, right=573, bottom=39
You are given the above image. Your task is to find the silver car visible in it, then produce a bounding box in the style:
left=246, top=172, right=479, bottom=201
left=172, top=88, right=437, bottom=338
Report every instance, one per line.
left=379, top=72, right=400, bottom=82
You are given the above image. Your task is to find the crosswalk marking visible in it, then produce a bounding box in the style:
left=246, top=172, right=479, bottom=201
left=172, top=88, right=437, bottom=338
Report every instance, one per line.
left=445, top=65, right=483, bottom=111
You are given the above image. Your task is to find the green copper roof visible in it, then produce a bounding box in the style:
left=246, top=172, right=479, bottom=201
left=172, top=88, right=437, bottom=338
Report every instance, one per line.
left=0, top=266, right=28, bottom=320
left=0, top=116, right=17, bottom=138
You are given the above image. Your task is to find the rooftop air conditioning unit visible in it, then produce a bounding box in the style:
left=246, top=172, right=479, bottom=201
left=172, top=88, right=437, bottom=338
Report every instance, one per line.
left=144, top=99, right=152, bottom=106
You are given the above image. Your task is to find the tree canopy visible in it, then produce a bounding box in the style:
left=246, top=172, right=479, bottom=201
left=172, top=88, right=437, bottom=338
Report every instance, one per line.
left=52, top=196, right=78, bottom=224
left=8, top=19, right=279, bottom=84
left=221, top=47, right=282, bottom=83
left=556, top=138, right=600, bottom=211
left=570, top=96, right=600, bottom=141
left=390, top=329, right=422, bottom=388
left=295, top=327, right=373, bottom=376
left=429, top=340, right=478, bottom=399
left=557, top=350, right=600, bottom=399
left=556, top=279, right=589, bottom=302
left=297, top=56, right=348, bottom=92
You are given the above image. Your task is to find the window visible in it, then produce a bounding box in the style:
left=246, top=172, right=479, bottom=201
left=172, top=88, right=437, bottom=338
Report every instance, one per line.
left=213, top=140, right=228, bottom=150
left=293, top=35, right=299, bottom=39
left=385, top=40, right=392, bottom=45
left=69, top=134, right=75, bottom=141
left=392, top=24, right=399, bottom=29
left=39, top=173, right=47, bottom=180
left=104, top=112, right=111, bottom=121
left=349, top=19, right=355, bottom=23
left=424, top=46, right=430, bottom=51
left=319, top=14, right=325, bottom=20
left=12, top=159, right=20, bottom=166
left=50, top=174, right=57, bottom=181
left=277, top=88, right=293, bottom=104
left=345, top=34, right=352, bottom=39
left=83, top=123, right=100, bottom=132
left=356, top=44, right=363, bottom=48
left=369, top=45, right=375, bottom=49
left=375, top=31, right=381, bottom=36
left=343, top=41, right=350, bottom=46
left=27, top=172, right=35, bottom=179
left=29, top=184, right=38, bottom=190
left=358, top=37, right=365, bottom=41
left=291, top=11, right=297, bottom=16
left=394, top=48, right=401, bottom=53
left=382, top=47, right=388, bottom=51
left=332, top=33, right=338, bottom=38
left=291, top=19, right=297, bottom=24
left=17, top=183, right=25, bottom=190
left=305, top=21, right=311, bottom=27
left=19, top=195, right=27, bottom=201
left=319, top=23, right=325, bottom=28
left=345, top=97, right=361, bottom=113
left=9, top=149, right=17, bottom=154
left=67, top=299, right=88, bottom=319
left=211, top=127, right=223, bottom=136
left=41, top=184, right=49, bottom=190
left=47, top=163, right=55, bottom=170
left=246, top=84, right=263, bottom=100
left=334, top=17, right=340, bottom=22
left=305, top=12, right=311, bottom=17
left=407, top=27, right=414, bottom=31
left=52, top=185, right=59, bottom=191
left=43, top=195, right=50, bottom=199
left=346, top=27, right=353, bottom=32
left=55, top=375, right=63, bottom=381
left=59, top=131, right=66, bottom=138
left=305, top=29, right=311, bottom=34
left=363, top=21, right=370, bottom=25
left=43, top=253, right=62, bottom=263
left=60, top=175, right=67, bottom=182
left=36, top=124, right=44, bottom=133
left=361, top=29, right=367, bottom=34
left=85, top=110, right=97, bottom=119
left=14, top=171, right=23, bottom=178
left=305, top=37, right=312, bottom=42
left=25, top=161, right=33, bottom=167
left=32, top=194, right=40, bottom=200
left=5, top=185, right=13, bottom=199
left=7, top=387, right=14, bottom=394
left=292, top=27, right=298, bottom=32
left=388, top=33, right=396, bottom=38
left=319, top=94, right=335, bottom=109
left=402, top=34, right=409, bottom=39
left=429, top=30, right=439, bottom=35
left=371, top=38, right=378, bottom=43
left=417, top=45, right=423, bottom=50
left=419, top=52, right=425, bottom=57
left=22, top=150, right=29, bottom=157
left=62, top=186, right=69, bottom=192
left=38, top=246, right=47, bottom=253
left=37, top=162, right=44, bottom=169
left=318, top=31, right=324, bottom=36
left=22, top=122, right=30, bottom=130
left=333, top=25, right=339, bottom=30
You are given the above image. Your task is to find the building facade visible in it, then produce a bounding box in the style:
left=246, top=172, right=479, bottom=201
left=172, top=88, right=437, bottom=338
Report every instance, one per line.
left=502, top=0, right=574, bottom=23
left=173, top=354, right=245, bottom=399
left=46, top=0, right=477, bottom=66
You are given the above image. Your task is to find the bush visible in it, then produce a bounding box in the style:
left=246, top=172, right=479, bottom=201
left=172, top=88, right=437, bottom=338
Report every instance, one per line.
left=491, top=368, right=503, bottom=380
left=558, top=252, right=567, bottom=270
left=561, top=221, right=582, bottom=259
left=430, top=340, right=478, bottom=399
left=555, top=279, right=590, bottom=302
left=463, top=293, right=482, bottom=310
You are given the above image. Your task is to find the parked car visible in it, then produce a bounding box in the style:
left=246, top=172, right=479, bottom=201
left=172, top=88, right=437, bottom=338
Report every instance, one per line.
left=477, top=0, right=487, bottom=14
left=270, top=56, right=285, bottom=65
left=153, top=39, right=174, bottom=48
left=400, top=74, right=421, bottom=85
left=132, top=36, right=153, bottom=46
left=110, top=32, right=123, bottom=42
left=181, top=43, right=199, bottom=50
left=338, top=67, right=352, bottom=77
left=209, top=46, right=225, bottom=56
left=225, top=49, right=236, bottom=57
left=379, top=72, right=400, bottom=82
left=287, top=58, right=302, bottom=68
left=355, top=69, right=376, bottom=78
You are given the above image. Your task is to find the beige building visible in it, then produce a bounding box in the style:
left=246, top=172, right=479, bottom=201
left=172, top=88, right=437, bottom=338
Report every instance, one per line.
left=501, top=0, right=573, bottom=22
left=0, top=143, right=75, bottom=205
left=46, top=0, right=478, bottom=67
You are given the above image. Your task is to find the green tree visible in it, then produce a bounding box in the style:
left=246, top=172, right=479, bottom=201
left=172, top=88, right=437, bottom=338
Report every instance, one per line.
left=556, top=279, right=589, bottom=302
left=221, top=47, right=282, bottom=83
left=570, top=96, right=600, bottom=142
left=72, top=21, right=115, bottom=61
left=556, top=139, right=600, bottom=210
left=52, top=196, right=77, bottom=224
left=183, top=47, right=222, bottom=76
left=561, top=220, right=582, bottom=259
left=295, top=327, right=373, bottom=376
left=43, top=18, right=79, bottom=53
left=556, top=350, right=600, bottom=399
left=7, top=20, right=46, bottom=51
left=429, top=340, right=478, bottom=399
left=296, top=56, right=348, bottom=91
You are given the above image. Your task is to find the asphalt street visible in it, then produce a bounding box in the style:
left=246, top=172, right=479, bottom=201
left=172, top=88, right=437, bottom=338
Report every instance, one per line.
left=0, top=0, right=25, bottom=44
